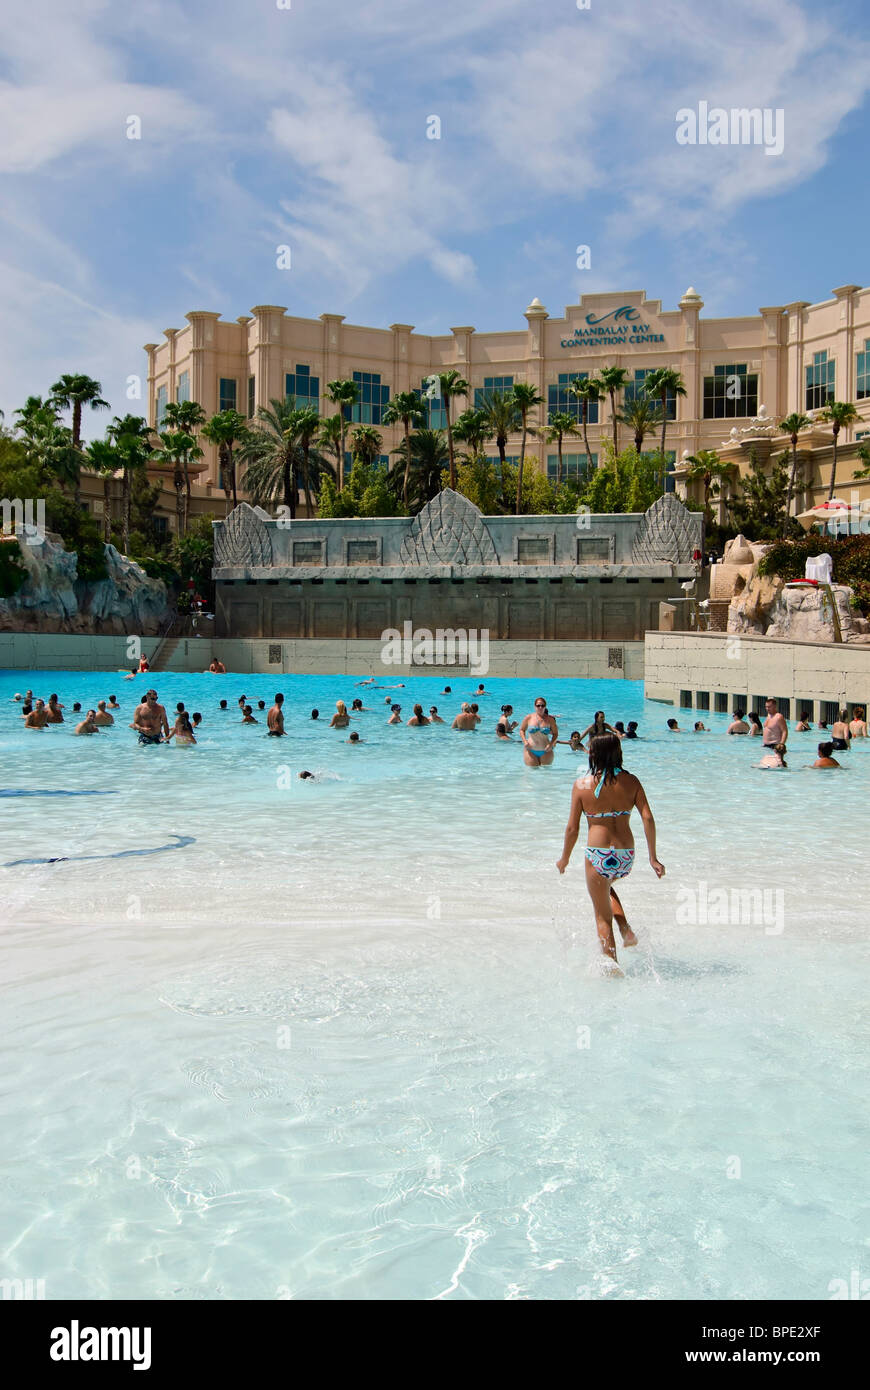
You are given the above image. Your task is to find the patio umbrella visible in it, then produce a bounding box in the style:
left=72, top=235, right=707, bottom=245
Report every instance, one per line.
left=795, top=499, right=868, bottom=533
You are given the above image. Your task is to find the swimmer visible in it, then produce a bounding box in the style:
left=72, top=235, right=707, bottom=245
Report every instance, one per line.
left=811, top=741, right=841, bottom=768
left=107, top=696, right=120, bottom=710
left=500, top=704, right=517, bottom=733
left=452, top=707, right=477, bottom=730
left=495, top=721, right=513, bottom=741
left=219, top=700, right=228, bottom=710
left=381, top=682, right=405, bottom=689
left=440, top=686, right=452, bottom=696
left=428, top=706, right=444, bottom=723
left=666, top=718, right=682, bottom=732
left=175, top=702, right=186, bottom=715
left=624, top=721, right=639, bottom=739
left=299, top=770, right=315, bottom=779
left=578, top=711, right=617, bottom=742
left=192, top=712, right=202, bottom=728
left=132, top=689, right=169, bottom=744
left=351, top=698, right=368, bottom=712
left=72, top=703, right=82, bottom=714
left=355, top=676, right=377, bottom=687
left=727, top=710, right=749, bottom=735
left=237, top=696, right=247, bottom=710
left=818, top=720, right=828, bottom=731
left=612, top=721, right=626, bottom=738
left=831, top=709, right=851, bottom=751
left=556, top=731, right=585, bottom=752
left=387, top=704, right=403, bottom=725
left=166, top=710, right=196, bottom=745
left=469, top=703, right=482, bottom=726
left=241, top=704, right=258, bottom=724
left=267, top=693, right=286, bottom=736
left=208, top=657, right=227, bottom=673
left=75, top=710, right=100, bottom=735
left=849, top=706, right=867, bottom=738
left=311, top=709, right=320, bottom=720
left=747, top=712, right=763, bottom=737
left=124, top=667, right=138, bottom=681
left=347, top=731, right=363, bottom=743
left=757, top=741, right=787, bottom=769
left=471, top=684, right=490, bottom=697
left=21, top=702, right=33, bottom=717
left=24, top=699, right=49, bottom=729
left=93, top=700, right=114, bottom=727
left=384, top=695, right=394, bottom=705
left=330, top=700, right=350, bottom=729
left=795, top=710, right=812, bottom=732
left=258, top=700, right=266, bottom=711
left=407, top=703, right=430, bottom=726
left=12, top=693, right=21, bottom=702
left=520, top=698, right=558, bottom=766
left=24, top=689, right=33, bottom=702
left=45, top=693, right=64, bottom=724
left=556, top=733, right=664, bottom=974
left=693, top=721, right=709, bottom=732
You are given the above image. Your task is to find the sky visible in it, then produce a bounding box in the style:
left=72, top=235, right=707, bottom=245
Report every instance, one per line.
left=1, top=0, right=869, bottom=437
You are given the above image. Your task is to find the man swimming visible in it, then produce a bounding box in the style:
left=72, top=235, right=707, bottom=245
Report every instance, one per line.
left=267, top=693, right=286, bottom=736
left=24, top=699, right=49, bottom=729
left=75, top=710, right=100, bottom=735
left=93, top=700, right=114, bottom=727
left=45, top=694, right=64, bottom=724
left=107, top=695, right=120, bottom=710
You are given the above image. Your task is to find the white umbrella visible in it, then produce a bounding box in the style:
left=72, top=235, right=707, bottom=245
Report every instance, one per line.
left=795, top=499, right=868, bottom=533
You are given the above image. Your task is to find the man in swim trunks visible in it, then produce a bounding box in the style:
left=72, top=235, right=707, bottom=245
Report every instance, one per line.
left=133, top=689, right=169, bottom=744
left=519, top=698, right=558, bottom=766
left=267, top=693, right=286, bottom=735
left=831, top=709, right=851, bottom=751
left=762, top=697, right=787, bottom=752
left=208, top=657, right=227, bottom=673
left=93, top=700, right=114, bottom=727
left=75, top=710, right=100, bottom=735
left=24, top=699, right=49, bottom=729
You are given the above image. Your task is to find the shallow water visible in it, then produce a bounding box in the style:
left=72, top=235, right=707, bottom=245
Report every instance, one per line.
left=1, top=670, right=867, bottom=1299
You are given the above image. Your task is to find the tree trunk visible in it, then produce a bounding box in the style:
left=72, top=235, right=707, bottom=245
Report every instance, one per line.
left=634, top=428, right=643, bottom=451
left=827, top=427, right=840, bottom=502
left=184, top=462, right=192, bottom=534
left=283, top=456, right=296, bottom=517
left=302, top=444, right=311, bottom=515
left=338, top=414, right=346, bottom=491
left=103, top=476, right=112, bottom=541
left=660, top=391, right=668, bottom=458
left=446, top=400, right=455, bottom=489
left=610, top=391, right=618, bottom=455
left=497, top=436, right=507, bottom=502
left=556, top=434, right=563, bottom=486
left=230, top=444, right=237, bottom=509
left=174, top=473, right=184, bottom=537
left=402, top=421, right=411, bottom=508
left=122, top=469, right=130, bottom=554
left=784, top=440, right=798, bottom=538
left=515, top=415, right=527, bottom=515
left=581, top=407, right=594, bottom=472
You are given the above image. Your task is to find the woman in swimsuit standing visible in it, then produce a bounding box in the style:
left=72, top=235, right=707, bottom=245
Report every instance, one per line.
left=519, top=698, right=558, bottom=767
left=578, top=710, right=617, bottom=742
left=556, top=734, right=665, bottom=974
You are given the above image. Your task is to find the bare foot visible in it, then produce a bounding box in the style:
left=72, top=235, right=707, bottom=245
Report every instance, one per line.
left=619, top=926, right=638, bottom=947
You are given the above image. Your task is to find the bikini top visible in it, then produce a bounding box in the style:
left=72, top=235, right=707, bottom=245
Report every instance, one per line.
left=584, top=767, right=632, bottom=817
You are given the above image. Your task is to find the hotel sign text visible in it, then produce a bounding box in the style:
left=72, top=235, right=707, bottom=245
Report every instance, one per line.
left=561, top=305, right=664, bottom=348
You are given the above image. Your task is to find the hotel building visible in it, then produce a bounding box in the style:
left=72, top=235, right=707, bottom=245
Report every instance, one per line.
left=136, top=284, right=870, bottom=528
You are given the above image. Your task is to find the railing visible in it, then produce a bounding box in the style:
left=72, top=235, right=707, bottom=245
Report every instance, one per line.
left=147, top=606, right=181, bottom=669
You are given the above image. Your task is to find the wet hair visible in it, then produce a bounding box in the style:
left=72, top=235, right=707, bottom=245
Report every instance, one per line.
left=192, top=712, right=202, bottom=723
left=818, top=720, right=828, bottom=729
left=176, top=702, right=185, bottom=713
left=470, top=703, right=479, bottom=713
left=258, top=700, right=265, bottom=709
left=274, top=693, right=284, bottom=704
left=748, top=712, right=762, bottom=727
left=570, top=730, right=580, bottom=739
left=429, top=706, right=438, bottom=713
left=772, top=742, right=787, bottom=765
left=73, top=703, right=82, bottom=712
left=496, top=722, right=508, bottom=735
left=219, top=700, right=227, bottom=709
left=109, top=695, right=116, bottom=702
left=734, top=709, right=745, bottom=720
left=391, top=704, right=401, bottom=712
left=694, top=721, right=704, bottom=731
left=413, top=704, right=424, bottom=716
left=818, top=741, right=834, bottom=757
left=22, top=703, right=32, bottom=715
left=349, top=731, right=360, bottom=742
left=238, top=696, right=246, bottom=705
left=443, top=686, right=451, bottom=693
left=351, top=699, right=362, bottom=709
left=587, top=734, right=623, bottom=787
left=311, top=709, right=319, bottom=719
left=501, top=704, right=512, bottom=714
left=627, top=721, right=638, bottom=731
left=299, top=770, right=314, bottom=780
left=50, top=694, right=58, bottom=702
left=800, top=710, right=811, bottom=721
left=614, top=721, right=625, bottom=733
left=667, top=718, right=679, bottom=729
left=243, top=705, right=253, bottom=715
left=178, top=711, right=192, bottom=731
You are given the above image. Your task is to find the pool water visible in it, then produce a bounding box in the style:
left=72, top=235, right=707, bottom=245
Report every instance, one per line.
left=1, top=669, right=867, bottom=1300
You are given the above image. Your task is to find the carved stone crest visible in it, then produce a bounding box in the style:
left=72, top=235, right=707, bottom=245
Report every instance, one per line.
left=214, top=503, right=273, bottom=568
left=399, top=488, right=497, bottom=567
left=631, top=493, right=698, bottom=565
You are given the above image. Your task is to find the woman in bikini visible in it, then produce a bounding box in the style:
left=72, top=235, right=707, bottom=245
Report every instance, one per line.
left=519, top=698, right=558, bottom=767
left=556, top=734, right=665, bottom=974
left=166, top=710, right=196, bottom=745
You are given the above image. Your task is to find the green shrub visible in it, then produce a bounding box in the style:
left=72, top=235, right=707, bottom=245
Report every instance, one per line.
left=0, top=537, right=28, bottom=598
left=758, top=534, right=870, bottom=614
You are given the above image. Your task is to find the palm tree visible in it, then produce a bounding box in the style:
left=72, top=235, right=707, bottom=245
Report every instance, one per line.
left=84, top=439, right=121, bottom=541
left=567, top=376, right=603, bottom=472
left=350, top=424, right=383, bottom=468
left=202, top=410, right=248, bottom=514
left=107, top=415, right=153, bottom=553
left=435, top=369, right=469, bottom=490
left=643, top=367, right=687, bottom=460
left=163, top=399, right=207, bottom=523
left=237, top=398, right=303, bottom=515
left=682, top=449, right=734, bottom=527
left=453, top=407, right=493, bottom=464
left=510, top=382, right=544, bottom=514
left=819, top=401, right=860, bottom=501
left=150, top=431, right=202, bottom=536
left=389, top=428, right=450, bottom=512
left=477, top=389, right=520, bottom=501
left=316, top=413, right=343, bottom=485
left=595, top=367, right=630, bottom=457
left=618, top=398, right=663, bottom=454
left=324, top=379, right=360, bottom=490
left=16, top=407, right=80, bottom=493
left=49, top=374, right=109, bottom=451
left=382, top=391, right=427, bottom=508
left=779, top=412, right=812, bottom=535
left=287, top=406, right=327, bottom=513
left=534, top=411, right=579, bottom=485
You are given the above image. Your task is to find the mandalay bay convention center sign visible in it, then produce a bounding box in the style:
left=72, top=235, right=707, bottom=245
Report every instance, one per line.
left=560, top=305, right=665, bottom=349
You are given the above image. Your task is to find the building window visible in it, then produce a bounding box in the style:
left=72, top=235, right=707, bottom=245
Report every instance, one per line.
left=219, top=378, right=238, bottom=412
left=292, top=540, right=324, bottom=566
left=547, top=452, right=596, bottom=481
left=576, top=537, right=613, bottom=564
left=152, top=516, right=168, bottom=540
left=351, top=370, right=389, bottom=425
left=286, top=364, right=319, bottom=411
left=156, top=385, right=167, bottom=427
left=517, top=538, right=551, bottom=564
left=625, top=368, right=676, bottom=418
left=176, top=370, right=190, bottom=404
left=414, top=378, right=448, bottom=429
left=474, top=375, right=514, bottom=408
left=856, top=341, right=870, bottom=400
left=487, top=455, right=519, bottom=468
left=548, top=371, right=600, bottom=425
left=805, top=351, right=835, bottom=411
left=247, top=375, right=256, bottom=418
left=347, top=540, right=380, bottom=566
left=703, top=364, right=759, bottom=419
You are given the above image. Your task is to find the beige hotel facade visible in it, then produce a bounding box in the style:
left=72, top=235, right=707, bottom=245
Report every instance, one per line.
left=139, top=284, right=870, bottom=528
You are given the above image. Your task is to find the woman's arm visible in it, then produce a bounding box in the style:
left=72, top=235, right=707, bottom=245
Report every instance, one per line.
left=633, top=780, right=665, bottom=877
left=556, top=784, right=584, bottom=873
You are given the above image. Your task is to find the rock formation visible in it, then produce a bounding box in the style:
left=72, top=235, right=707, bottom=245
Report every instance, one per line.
left=714, top=533, right=870, bottom=642
left=0, top=531, right=171, bottom=634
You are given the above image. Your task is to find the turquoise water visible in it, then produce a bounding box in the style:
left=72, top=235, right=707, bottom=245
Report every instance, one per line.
left=1, top=669, right=867, bottom=1299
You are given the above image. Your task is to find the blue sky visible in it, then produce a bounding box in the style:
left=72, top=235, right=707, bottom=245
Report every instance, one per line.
left=1, top=0, right=869, bottom=435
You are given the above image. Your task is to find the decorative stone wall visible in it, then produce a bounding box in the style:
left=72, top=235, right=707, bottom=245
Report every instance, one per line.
left=0, top=532, right=171, bottom=635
